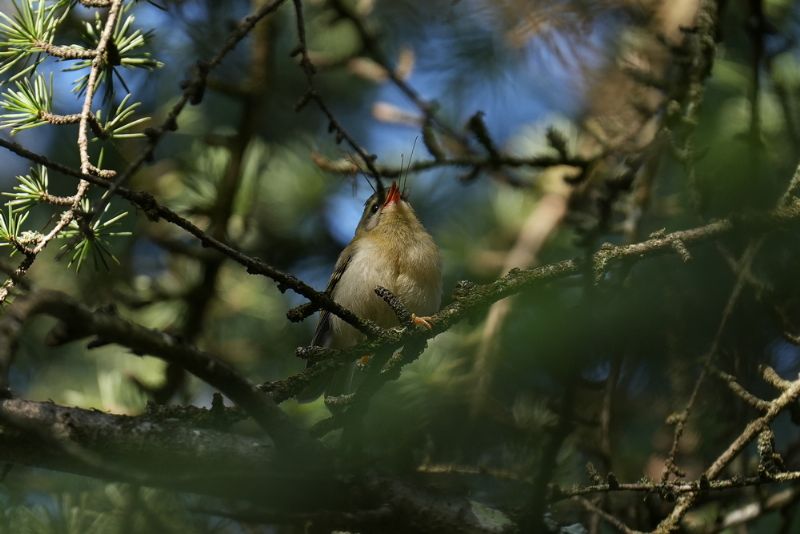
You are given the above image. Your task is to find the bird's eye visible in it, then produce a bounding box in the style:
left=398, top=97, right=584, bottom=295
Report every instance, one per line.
left=370, top=203, right=379, bottom=214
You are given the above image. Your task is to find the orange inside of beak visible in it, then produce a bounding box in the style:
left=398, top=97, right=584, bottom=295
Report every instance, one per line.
left=383, top=182, right=401, bottom=207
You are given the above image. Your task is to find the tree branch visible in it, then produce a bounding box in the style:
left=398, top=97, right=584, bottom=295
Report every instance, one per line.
left=90, top=0, right=290, bottom=219
left=4, top=132, right=800, bottom=408
left=0, top=398, right=513, bottom=533
left=32, top=41, right=96, bottom=60
left=0, top=397, right=279, bottom=496
left=0, top=136, right=382, bottom=338
left=0, top=0, right=125, bottom=303
left=291, top=0, right=383, bottom=182
left=0, top=290, right=319, bottom=453
left=654, top=367, right=800, bottom=532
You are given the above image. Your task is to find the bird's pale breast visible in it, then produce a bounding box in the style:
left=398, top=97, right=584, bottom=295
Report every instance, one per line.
left=329, top=233, right=441, bottom=348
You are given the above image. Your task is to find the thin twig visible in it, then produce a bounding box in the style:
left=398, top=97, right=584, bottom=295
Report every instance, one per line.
left=709, top=365, right=771, bottom=411
left=655, top=369, right=800, bottom=532
left=661, top=238, right=764, bottom=481
left=553, top=469, right=800, bottom=502
left=33, top=41, right=96, bottom=60
left=312, top=150, right=587, bottom=178
left=91, top=0, right=290, bottom=219
left=574, top=497, right=642, bottom=534
left=4, top=133, right=800, bottom=407
left=0, top=136, right=382, bottom=336
left=291, top=0, right=383, bottom=182
left=0, top=0, right=124, bottom=303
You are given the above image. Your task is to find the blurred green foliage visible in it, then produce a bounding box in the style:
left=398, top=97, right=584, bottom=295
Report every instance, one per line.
left=0, top=0, right=800, bottom=532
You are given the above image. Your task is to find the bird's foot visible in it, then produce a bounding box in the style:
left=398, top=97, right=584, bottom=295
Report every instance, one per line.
left=356, top=354, right=372, bottom=368
left=411, top=314, right=434, bottom=330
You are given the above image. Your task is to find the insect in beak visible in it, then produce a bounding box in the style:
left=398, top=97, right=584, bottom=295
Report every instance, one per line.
left=383, top=182, right=401, bottom=207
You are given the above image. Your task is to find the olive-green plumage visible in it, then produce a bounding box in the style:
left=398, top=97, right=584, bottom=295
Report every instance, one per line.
left=300, top=182, right=441, bottom=400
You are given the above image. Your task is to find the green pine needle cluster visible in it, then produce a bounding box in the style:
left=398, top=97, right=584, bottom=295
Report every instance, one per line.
left=0, top=0, right=162, bottom=271
left=0, top=0, right=60, bottom=80
left=67, top=8, right=163, bottom=95
left=0, top=74, right=52, bottom=133
left=60, top=199, right=131, bottom=270
left=4, top=164, right=51, bottom=208
left=0, top=204, right=33, bottom=252
left=96, top=92, right=148, bottom=139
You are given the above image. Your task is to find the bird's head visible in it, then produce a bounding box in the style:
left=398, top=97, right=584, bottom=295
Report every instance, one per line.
left=354, top=181, right=422, bottom=239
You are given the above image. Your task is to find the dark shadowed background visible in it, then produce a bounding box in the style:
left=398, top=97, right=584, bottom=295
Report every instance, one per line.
left=1, top=0, right=800, bottom=532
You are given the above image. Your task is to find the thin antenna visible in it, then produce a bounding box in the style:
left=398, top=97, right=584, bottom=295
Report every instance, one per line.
left=399, top=152, right=405, bottom=192
left=345, top=152, right=376, bottom=194
left=402, top=136, right=418, bottom=196
left=364, top=172, right=376, bottom=194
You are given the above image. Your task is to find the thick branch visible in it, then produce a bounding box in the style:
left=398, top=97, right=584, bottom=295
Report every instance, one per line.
left=0, top=398, right=280, bottom=496
left=0, top=398, right=513, bottom=533
left=0, top=290, right=318, bottom=453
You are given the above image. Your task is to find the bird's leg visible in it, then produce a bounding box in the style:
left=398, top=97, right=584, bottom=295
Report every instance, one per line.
left=411, top=313, right=434, bottom=329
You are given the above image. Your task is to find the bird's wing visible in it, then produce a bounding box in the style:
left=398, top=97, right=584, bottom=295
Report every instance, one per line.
left=297, top=249, right=356, bottom=402
left=310, top=251, right=352, bottom=348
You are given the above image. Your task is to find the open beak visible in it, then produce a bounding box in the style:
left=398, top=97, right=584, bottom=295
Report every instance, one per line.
left=383, top=182, right=401, bottom=207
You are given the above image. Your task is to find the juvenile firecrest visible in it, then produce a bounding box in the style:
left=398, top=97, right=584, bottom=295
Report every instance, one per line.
left=300, top=181, right=442, bottom=399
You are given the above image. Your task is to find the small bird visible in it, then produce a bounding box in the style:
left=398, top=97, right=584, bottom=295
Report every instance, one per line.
left=300, top=181, right=442, bottom=400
